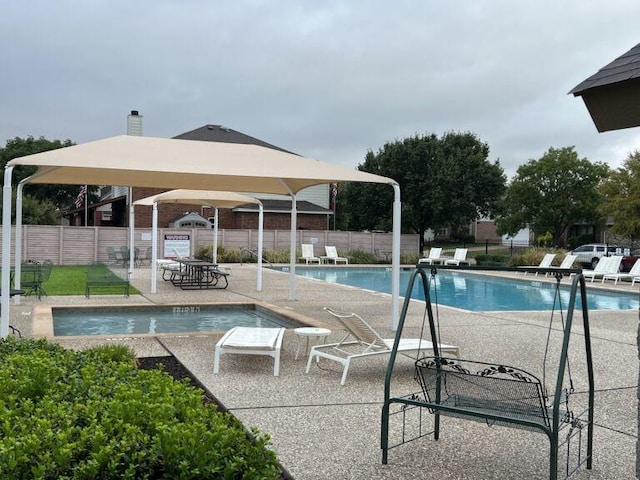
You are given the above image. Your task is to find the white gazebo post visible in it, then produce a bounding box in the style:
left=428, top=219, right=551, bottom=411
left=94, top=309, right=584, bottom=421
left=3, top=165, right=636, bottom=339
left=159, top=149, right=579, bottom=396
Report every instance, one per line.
left=1, top=167, right=14, bottom=338
left=128, top=187, right=135, bottom=277
left=289, top=193, right=297, bottom=300
left=212, top=207, right=219, bottom=264
left=257, top=204, right=263, bottom=292
left=150, top=202, right=159, bottom=294
left=13, top=180, right=26, bottom=305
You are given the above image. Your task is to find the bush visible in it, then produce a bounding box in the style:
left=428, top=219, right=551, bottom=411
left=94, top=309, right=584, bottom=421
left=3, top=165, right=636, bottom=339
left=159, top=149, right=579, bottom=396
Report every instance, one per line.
left=509, top=247, right=563, bottom=267
left=347, top=249, right=378, bottom=264
left=400, top=252, right=421, bottom=265
left=0, top=337, right=281, bottom=479
left=263, top=248, right=291, bottom=264
left=195, top=245, right=245, bottom=263
left=475, top=254, right=509, bottom=266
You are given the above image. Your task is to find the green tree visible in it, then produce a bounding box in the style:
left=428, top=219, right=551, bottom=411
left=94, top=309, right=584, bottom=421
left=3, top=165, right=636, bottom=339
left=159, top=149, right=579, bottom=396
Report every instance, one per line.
left=598, top=150, right=640, bottom=240
left=337, top=132, right=506, bottom=250
left=0, top=136, right=99, bottom=224
left=496, top=146, right=609, bottom=246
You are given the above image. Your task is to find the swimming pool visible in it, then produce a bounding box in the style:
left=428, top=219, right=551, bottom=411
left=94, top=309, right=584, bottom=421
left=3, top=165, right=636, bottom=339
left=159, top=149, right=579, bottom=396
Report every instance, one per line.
left=280, top=266, right=639, bottom=311
left=37, top=303, right=308, bottom=337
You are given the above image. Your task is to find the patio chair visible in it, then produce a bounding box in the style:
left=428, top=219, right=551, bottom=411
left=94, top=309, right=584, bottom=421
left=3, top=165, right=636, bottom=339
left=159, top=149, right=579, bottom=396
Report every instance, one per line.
left=444, top=248, right=468, bottom=265
left=137, top=246, right=153, bottom=267
left=323, top=246, right=348, bottom=264
left=306, top=307, right=459, bottom=385
left=214, top=326, right=286, bottom=376
left=521, top=253, right=556, bottom=275
left=418, top=247, right=443, bottom=265
left=298, top=244, right=321, bottom=264
left=580, top=255, right=623, bottom=282
left=106, top=246, right=120, bottom=265
left=601, top=257, right=640, bottom=284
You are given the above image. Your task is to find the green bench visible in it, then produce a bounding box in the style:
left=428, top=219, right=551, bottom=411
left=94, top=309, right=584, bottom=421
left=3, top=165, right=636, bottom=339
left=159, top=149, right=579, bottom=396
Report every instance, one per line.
left=85, top=263, right=130, bottom=298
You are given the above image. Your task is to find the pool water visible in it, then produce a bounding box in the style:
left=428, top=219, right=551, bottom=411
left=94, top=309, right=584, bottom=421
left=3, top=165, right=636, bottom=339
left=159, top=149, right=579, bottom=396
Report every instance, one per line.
left=282, top=267, right=639, bottom=311
left=53, top=305, right=303, bottom=336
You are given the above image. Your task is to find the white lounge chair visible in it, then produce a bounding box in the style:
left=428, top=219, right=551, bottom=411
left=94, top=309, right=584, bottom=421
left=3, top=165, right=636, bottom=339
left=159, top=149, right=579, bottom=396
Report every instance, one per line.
left=298, top=244, right=321, bottom=264
left=444, top=248, right=469, bottom=265
left=545, top=254, right=577, bottom=276
left=581, top=255, right=623, bottom=283
left=522, top=253, right=556, bottom=275
left=323, top=246, right=348, bottom=264
left=214, top=326, right=285, bottom=376
left=306, top=308, right=459, bottom=385
left=602, top=257, right=640, bottom=284
left=418, top=247, right=443, bottom=265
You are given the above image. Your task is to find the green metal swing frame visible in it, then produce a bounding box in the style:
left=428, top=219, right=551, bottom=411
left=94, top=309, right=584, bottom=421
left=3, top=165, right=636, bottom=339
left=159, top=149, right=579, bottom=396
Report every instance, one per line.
left=381, top=264, right=595, bottom=480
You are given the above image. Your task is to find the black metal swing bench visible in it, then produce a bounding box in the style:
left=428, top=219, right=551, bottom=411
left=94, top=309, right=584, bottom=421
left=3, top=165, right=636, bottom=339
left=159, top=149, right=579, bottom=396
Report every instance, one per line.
left=381, top=265, right=595, bottom=480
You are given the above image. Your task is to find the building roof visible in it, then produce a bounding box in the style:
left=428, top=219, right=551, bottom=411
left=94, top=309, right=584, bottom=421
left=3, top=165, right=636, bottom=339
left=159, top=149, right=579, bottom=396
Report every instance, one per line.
left=173, top=125, right=297, bottom=155
left=569, top=42, right=640, bottom=132
left=570, top=42, right=640, bottom=94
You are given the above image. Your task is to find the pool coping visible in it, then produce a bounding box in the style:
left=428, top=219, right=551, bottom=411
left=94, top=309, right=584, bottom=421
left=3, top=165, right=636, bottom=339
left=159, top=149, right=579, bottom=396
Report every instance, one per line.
left=32, top=300, right=332, bottom=340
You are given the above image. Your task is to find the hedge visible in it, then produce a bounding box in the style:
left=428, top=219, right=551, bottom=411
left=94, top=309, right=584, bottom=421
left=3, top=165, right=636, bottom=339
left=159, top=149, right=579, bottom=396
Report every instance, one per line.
left=0, top=338, right=281, bottom=479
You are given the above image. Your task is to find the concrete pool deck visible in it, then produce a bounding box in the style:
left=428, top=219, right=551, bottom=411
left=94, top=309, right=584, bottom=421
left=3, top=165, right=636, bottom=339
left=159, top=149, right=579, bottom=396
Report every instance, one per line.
left=9, top=264, right=638, bottom=479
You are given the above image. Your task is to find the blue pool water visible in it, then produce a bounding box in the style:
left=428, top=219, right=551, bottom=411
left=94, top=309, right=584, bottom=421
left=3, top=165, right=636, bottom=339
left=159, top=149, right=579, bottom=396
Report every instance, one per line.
left=281, top=267, right=639, bottom=312
left=53, top=305, right=302, bottom=336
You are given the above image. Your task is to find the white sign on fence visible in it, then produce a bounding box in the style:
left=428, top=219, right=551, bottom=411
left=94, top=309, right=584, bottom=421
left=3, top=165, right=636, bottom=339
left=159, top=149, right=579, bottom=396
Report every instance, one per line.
left=164, top=234, right=190, bottom=258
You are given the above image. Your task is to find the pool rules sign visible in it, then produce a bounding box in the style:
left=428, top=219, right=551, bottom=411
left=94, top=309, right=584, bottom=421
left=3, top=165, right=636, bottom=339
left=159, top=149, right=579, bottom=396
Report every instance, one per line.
left=164, top=234, right=190, bottom=258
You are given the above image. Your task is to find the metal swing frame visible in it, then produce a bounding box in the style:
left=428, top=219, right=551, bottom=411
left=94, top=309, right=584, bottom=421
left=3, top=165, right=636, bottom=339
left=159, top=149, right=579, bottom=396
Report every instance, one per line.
left=381, top=264, right=595, bottom=480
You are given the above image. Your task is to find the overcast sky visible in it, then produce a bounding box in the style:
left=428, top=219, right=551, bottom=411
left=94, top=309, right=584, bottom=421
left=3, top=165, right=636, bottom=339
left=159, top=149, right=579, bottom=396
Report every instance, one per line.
left=2, top=1, right=640, bottom=179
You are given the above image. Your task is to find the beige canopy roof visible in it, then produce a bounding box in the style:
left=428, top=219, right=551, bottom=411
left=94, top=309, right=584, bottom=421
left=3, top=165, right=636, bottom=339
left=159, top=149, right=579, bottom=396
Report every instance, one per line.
left=132, top=189, right=261, bottom=208
left=9, top=135, right=395, bottom=193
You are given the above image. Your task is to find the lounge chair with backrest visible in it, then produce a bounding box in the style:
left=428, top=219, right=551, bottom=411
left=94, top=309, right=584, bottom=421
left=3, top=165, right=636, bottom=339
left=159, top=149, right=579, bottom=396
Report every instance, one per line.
left=298, top=244, right=321, bottom=264
left=521, top=253, right=556, bottom=275
left=323, top=246, right=348, bottom=264
left=580, top=255, right=622, bottom=282
left=444, top=248, right=468, bottom=265
left=214, top=326, right=286, bottom=376
left=545, top=254, right=577, bottom=276
left=306, top=308, right=459, bottom=385
left=418, top=247, right=443, bottom=264
left=602, top=257, right=640, bottom=284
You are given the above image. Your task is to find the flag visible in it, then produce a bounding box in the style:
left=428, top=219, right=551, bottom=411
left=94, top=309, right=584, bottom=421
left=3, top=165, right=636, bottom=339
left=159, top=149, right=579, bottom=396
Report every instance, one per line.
left=331, top=183, right=338, bottom=210
left=74, top=185, right=87, bottom=208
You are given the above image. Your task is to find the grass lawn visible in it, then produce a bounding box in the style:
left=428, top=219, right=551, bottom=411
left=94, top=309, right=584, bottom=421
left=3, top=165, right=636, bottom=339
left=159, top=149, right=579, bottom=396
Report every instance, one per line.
left=41, top=265, right=139, bottom=296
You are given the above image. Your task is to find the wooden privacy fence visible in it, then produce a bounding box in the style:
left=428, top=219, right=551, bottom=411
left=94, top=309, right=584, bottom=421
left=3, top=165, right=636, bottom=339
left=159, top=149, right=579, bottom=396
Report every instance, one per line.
left=3, top=225, right=419, bottom=265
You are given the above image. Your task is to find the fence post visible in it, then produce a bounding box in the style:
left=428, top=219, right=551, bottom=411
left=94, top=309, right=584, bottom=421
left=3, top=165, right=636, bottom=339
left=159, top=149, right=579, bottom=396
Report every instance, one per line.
left=485, top=239, right=489, bottom=255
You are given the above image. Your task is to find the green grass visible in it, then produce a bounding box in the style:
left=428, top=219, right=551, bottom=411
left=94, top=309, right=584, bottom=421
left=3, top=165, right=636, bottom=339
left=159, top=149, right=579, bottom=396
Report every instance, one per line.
left=42, top=265, right=139, bottom=296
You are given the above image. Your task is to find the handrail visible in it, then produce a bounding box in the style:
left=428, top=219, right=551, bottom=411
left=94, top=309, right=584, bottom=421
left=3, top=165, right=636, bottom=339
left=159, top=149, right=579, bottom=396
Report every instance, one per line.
left=240, top=248, right=272, bottom=267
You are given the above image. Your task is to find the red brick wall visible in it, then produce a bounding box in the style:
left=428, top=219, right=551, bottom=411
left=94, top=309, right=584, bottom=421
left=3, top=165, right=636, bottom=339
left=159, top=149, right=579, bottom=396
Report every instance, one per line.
left=130, top=187, right=329, bottom=230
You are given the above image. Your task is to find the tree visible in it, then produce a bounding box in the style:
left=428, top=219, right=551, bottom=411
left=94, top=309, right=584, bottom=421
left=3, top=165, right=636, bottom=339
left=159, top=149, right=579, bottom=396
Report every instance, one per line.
left=598, top=150, right=640, bottom=240
left=495, top=146, right=609, bottom=246
left=0, top=136, right=99, bottom=224
left=337, top=132, right=506, bottom=250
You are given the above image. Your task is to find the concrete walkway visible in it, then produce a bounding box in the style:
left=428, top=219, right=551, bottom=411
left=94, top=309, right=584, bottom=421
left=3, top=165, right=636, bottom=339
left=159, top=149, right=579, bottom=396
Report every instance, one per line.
left=10, top=264, right=638, bottom=479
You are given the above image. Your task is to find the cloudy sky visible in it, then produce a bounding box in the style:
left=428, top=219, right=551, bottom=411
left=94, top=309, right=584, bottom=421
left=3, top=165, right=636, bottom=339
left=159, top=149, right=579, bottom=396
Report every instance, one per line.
left=2, top=0, right=640, bottom=178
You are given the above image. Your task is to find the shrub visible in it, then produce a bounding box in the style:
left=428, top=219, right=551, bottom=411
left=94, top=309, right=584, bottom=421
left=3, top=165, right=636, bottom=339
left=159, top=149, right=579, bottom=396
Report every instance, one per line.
left=509, top=247, right=563, bottom=267
left=400, top=252, right=421, bottom=265
left=347, top=249, right=378, bottom=264
left=263, top=248, right=290, bottom=264
left=0, top=337, right=281, bottom=479
left=195, top=245, right=245, bottom=263
left=475, top=254, right=509, bottom=266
